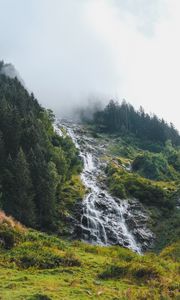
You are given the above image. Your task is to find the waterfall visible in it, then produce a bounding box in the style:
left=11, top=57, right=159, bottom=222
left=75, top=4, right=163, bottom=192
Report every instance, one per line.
left=65, top=123, right=142, bottom=253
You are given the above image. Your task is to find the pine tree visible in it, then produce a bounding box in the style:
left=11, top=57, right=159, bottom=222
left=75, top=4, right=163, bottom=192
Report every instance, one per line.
left=35, top=160, right=58, bottom=230
left=3, top=149, right=36, bottom=227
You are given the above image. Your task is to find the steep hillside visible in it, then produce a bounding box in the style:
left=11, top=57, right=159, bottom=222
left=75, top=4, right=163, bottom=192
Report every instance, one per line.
left=0, top=64, right=84, bottom=233
left=0, top=64, right=179, bottom=299
left=79, top=101, right=180, bottom=251
left=106, top=144, right=180, bottom=251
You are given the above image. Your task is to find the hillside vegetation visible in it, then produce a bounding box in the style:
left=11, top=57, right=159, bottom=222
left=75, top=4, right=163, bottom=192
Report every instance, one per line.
left=0, top=64, right=180, bottom=299
left=92, top=99, right=180, bottom=146
left=82, top=100, right=180, bottom=251
left=0, top=212, right=179, bottom=300
left=0, top=63, right=84, bottom=233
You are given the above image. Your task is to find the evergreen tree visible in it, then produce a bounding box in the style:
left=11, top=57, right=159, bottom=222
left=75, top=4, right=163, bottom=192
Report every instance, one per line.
left=3, top=149, right=36, bottom=227
left=34, top=161, right=58, bottom=230
left=92, top=99, right=180, bottom=146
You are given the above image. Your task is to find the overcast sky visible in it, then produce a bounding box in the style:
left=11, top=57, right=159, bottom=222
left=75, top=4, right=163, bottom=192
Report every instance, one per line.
left=0, top=0, right=180, bottom=130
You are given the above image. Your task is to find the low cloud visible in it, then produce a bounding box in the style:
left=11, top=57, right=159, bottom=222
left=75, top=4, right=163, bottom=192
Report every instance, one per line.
left=0, top=0, right=180, bottom=129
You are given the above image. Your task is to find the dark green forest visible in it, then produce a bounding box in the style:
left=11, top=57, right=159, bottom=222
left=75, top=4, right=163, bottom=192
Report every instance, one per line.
left=92, top=99, right=180, bottom=146
left=0, top=64, right=82, bottom=232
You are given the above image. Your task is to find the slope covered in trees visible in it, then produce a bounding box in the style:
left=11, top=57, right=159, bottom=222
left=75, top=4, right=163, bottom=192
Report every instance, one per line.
left=0, top=67, right=83, bottom=232
left=92, top=100, right=180, bottom=146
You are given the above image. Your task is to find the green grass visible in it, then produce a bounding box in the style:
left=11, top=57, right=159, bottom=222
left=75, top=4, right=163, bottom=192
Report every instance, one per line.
left=0, top=221, right=179, bottom=300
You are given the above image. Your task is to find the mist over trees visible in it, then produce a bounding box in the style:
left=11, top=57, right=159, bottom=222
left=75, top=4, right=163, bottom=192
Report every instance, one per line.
left=91, top=100, right=180, bottom=146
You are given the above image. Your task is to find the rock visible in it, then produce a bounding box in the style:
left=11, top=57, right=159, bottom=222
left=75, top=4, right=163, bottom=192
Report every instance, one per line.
left=125, top=218, right=138, bottom=230
left=123, top=240, right=130, bottom=247
left=98, top=192, right=106, bottom=198
left=58, top=120, right=154, bottom=253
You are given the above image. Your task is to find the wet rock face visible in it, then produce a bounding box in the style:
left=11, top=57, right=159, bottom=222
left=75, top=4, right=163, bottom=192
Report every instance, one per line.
left=58, top=120, right=155, bottom=253
left=75, top=196, right=154, bottom=252
left=122, top=199, right=155, bottom=251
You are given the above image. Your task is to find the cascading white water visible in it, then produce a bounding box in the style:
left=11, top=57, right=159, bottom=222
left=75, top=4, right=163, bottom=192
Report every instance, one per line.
left=53, top=121, right=63, bottom=137
left=65, top=124, right=141, bottom=253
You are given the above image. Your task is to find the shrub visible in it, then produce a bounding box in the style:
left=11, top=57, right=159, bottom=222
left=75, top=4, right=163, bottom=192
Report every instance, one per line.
left=116, top=247, right=136, bottom=262
left=0, top=211, right=25, bottom=249
left=99, top=261, right=163, bottom=282
left=131, top=264, right=162, bottom=281
left=110, top=182, right=126, bottom=198
left=10, top=242, right=81, bottom=269
left=160, top=241, right=180, bottom=262
left=107, top=163, right=176, bottom=209
left=62, top=251, right=81, bottom=267
left=0, top=227, right=18, bottom=249
left=99, top=264, right=128, bottom=279
left=132, top=152, right=177, bottom=181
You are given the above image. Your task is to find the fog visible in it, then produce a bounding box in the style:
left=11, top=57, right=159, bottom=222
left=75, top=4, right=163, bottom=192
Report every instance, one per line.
left=0, top=0, right=180, bottom=130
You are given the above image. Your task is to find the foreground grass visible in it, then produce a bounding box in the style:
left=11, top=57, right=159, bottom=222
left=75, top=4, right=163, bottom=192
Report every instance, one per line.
left=0, top=218, right=179, bottom=300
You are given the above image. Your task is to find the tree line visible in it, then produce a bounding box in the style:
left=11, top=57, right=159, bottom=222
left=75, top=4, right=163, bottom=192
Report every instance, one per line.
left=92, top=100, right=180, bottom=146
left=0, top=70, right=82, bottom=231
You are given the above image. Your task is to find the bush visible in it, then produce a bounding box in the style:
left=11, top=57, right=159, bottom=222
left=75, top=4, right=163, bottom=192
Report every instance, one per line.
left=0, top=211, right=25, bottom=249
left=107, top=163, right=176, bottom=209
left=116, top=247, right=136, bottom=262
left=110, top=182, right=126, bottom=198
left=99, top=264, right=128, bottom=279
left=99, top=260, right=163, bottom=282
left=132, top=152, right=177, bottom=181
left=131, top=264, right=161, bottom=281
left=19, top=252, right=63, bottom=269
left=10, top=241, right=81, bottom=269
left=160, top=241, right=180, bottom=262
left=0, top=227, right=18, bottom=249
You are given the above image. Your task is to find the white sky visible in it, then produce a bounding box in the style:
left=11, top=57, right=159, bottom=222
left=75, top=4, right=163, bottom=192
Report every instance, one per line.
left=0, top=0, right=180, bottom=130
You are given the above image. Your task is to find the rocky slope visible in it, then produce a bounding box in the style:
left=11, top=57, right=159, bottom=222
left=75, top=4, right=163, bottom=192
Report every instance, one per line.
left=57, top=120, right=154, bottom=253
